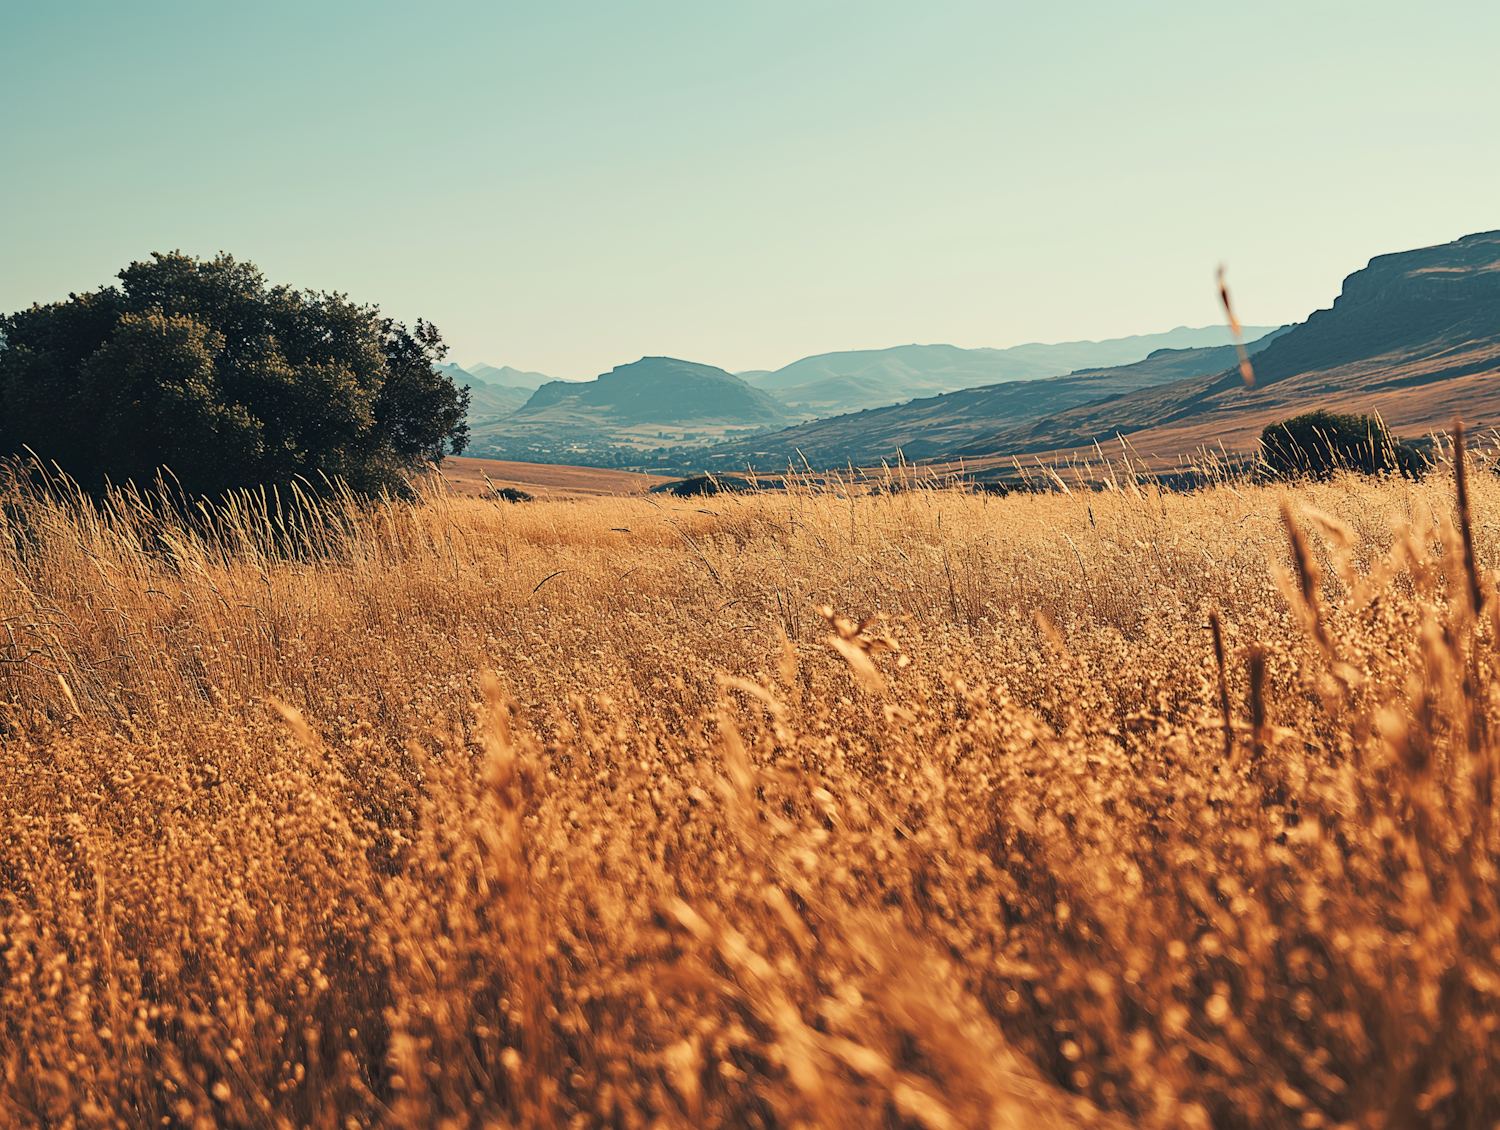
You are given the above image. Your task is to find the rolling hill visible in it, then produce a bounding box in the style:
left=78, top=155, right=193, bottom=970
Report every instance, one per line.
left=448, top=227, right=1500, bottom=475
left=433, top=456, right=674, bottom=498
left=441, top=362, right=558, bottom=391
left=440, top=363, right=554, bottom=423
left=466, top=357, right=798, bottom=462
left=442, top=361, right=574, bottom=422
left=704, top=230, right=1500, bottom=473
left=446, top=328, right=1278, bottom=438
left=743, top=327, right=1276, bottom=417
left=464, top=383, right=532, bottom=421
left=705, top=331, right=1290, bottom=469
left=514, top=357, right=794, bottom=427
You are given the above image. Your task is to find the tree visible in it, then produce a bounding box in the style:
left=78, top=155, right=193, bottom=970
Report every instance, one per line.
left=377, top=318, right=470, bottom=466
left=1260, top=410, right=1426, bottom=480
left=0, top=251, right=470, bottom=495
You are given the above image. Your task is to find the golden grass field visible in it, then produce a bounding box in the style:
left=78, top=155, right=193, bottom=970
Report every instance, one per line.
left=2, top=454, right=1498, bottom=1129
left=431, top=458, right=677, bottom=500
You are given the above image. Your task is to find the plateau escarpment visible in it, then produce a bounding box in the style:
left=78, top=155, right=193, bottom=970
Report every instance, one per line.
left=948, top=229, right=1500, bottom=466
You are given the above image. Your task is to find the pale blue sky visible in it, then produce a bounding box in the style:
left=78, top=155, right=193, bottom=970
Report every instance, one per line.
left=3, top=1, right=1496, bottom=379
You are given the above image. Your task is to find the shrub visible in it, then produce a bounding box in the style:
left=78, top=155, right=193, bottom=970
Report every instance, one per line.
left=1260, top=409, right=1426, bottom=479
left=654, top=474, right=752, bottom=497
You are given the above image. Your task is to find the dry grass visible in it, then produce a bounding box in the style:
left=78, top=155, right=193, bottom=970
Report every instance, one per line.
left=431, top=458, right=676, bottom=500
left=2, top=458, right=1498, bottom=1129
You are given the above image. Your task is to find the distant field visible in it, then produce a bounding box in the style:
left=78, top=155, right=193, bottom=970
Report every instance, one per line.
left=435, top=455, right=677, bottom=497
left=3, top=464, right=1498, bottom=1126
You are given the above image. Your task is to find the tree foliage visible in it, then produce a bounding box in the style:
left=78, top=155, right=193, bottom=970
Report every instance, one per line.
left=1260, top=409, right=1426, bottom=480
left=0, top=252, right=469, bottom=495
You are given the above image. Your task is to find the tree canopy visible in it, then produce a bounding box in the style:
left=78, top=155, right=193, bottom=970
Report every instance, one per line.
left=0, top=252, right=470, bottom=495
left=1260, top=410, right=1425, bottom=480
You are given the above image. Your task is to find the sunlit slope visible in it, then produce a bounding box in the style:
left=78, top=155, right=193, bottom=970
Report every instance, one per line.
left=747, top=327, right=1278, bottom=416
left=710, top=336, right=1285, bottom=468
left=952, top=229, right=1500, bottom=465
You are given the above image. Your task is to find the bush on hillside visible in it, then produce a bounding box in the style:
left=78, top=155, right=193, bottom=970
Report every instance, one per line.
left=654, top=474, right=753, bottom=497
left=1260, top=409, right=1426, bottom=479
left=0, top=251, right=470, bottom=496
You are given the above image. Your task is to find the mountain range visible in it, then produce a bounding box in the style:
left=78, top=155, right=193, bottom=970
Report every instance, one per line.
left=446, top=229, right=1500, bottom=474
left=453, top=327, right=1280, bottom=461
left=702, top=331, right=1292, bottom=469
left=462, top=357, right=797, bottom=463
left=438, top=363, right=559, bottom=423
left=736, top=326, right=1276, bottom=417
left=447, top=325, right=1277, bottom=428
left=696, top=229, right=1500, bottom=473
left=441, top=362, right=557, bottom=391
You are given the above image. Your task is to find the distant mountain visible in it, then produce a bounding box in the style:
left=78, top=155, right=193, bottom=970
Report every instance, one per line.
left=705, top=330, right=1291, bottom=469
left=742, top=327, right=1277, bottom=417
left=435, top=363, right=541, bottom=424
left=443, top=234, right=1500, bottom=473
left=465, top=357, right=799, bottom=463
left=445, top=329, right=1281, bottom=445
left=469, top=363, right=559, bottom=389
left=945, top=229, right=1500, bottom=466
left=515, top=357, right=795, bottom=427
left=440, top=362, right=558, bottom=390
left=465, top=383, right=531, bottom=421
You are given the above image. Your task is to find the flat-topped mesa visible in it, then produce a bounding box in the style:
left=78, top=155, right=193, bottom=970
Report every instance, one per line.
left=940, top=229, right=1500, bottom=464
left=1248, top=229, right=1500, bottom=387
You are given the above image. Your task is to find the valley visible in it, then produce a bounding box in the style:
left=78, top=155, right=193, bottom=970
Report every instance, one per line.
left=450, top=230, right=1500, bottom=478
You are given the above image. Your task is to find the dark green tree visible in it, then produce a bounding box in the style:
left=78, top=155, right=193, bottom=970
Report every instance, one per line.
left=0, top=251, right=470, bottom=495
left=377, top=318, right=470, bottom=465
left=1260, top=410, right=1426, bottom=480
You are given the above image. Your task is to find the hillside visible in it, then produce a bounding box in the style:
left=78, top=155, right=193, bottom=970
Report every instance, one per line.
left=746, top=327, right=1276, bottom=416
left=441, top=366, right=561, bottom=423
left=516, top=357, right=793, bottom=427
left=949, top=229, right=1500, bottom=467
left=446, top=331, right=1281, bottom=451
left=465, top=382, right=531, bottom=422
left=441, top=362, right=558, bottom=390
left=440, top=363, right=554, bottom=423
left=705, top=331, right=1289, bottom=469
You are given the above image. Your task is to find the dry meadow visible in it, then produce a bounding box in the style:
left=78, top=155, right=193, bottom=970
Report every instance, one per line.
left=2, top=456, right=1498, bottom=1129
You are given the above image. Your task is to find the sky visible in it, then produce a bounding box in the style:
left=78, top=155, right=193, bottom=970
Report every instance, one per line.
left=3, top=1, right=1497, bottom=381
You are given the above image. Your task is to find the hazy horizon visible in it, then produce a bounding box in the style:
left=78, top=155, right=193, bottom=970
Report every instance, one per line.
left=4, top=1, right=1497, bottom=381
left=450, top=322, right=1281, bottom=381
